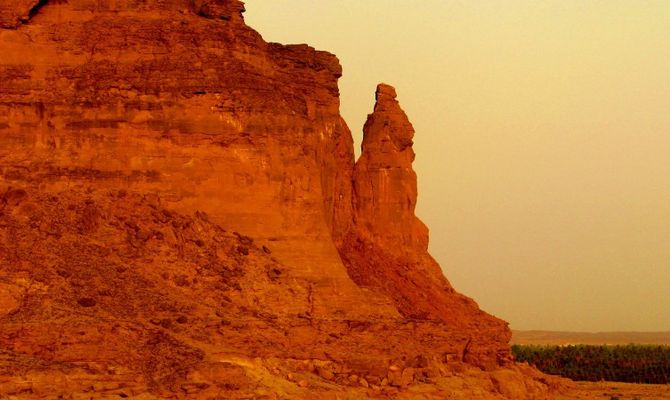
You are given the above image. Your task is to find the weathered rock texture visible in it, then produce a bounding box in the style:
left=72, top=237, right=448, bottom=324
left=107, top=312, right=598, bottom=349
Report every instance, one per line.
left=340, top=83, right=511, bottom=368
left=0, top=1, right=559, bottom=398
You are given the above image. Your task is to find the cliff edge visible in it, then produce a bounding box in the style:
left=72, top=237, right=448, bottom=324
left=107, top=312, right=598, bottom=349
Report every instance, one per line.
left=0, top=1, right=561, bottom=398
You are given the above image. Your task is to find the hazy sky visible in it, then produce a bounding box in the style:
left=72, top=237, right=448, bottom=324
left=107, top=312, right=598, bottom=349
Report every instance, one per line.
left=245, top=1, right=670, bottom=332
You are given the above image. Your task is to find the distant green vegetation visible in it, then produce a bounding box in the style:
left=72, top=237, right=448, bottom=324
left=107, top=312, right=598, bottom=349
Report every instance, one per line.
left=512, top=344, right=670, bottom=384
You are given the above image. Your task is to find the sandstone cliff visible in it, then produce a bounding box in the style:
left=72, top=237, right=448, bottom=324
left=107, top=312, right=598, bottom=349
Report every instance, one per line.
left=0, top=1, right=560, bottom=398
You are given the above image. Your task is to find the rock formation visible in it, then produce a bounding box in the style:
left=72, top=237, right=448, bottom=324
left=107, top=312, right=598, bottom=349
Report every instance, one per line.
left=353, top=83, right=427, bottom=252
left=339, top=82, right=513, bottom=369
left=0, top=1, right=561, bottom=398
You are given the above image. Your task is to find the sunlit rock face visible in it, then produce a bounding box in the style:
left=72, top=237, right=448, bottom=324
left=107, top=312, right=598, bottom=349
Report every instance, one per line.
left=0, top=1, right=547, bottom=398
left=340, top=83, right=511, bottom=368
left=352, top=83, right=428, bottom=253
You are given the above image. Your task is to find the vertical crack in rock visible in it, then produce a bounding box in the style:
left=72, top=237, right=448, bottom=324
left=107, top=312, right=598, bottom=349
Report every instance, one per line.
left=26, top=0, right=49, bottom=21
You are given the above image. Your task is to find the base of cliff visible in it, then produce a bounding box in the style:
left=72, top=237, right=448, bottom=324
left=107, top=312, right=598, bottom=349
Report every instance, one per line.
left=0, top=357, right=565, bottom=399
left=0, top=187, right=565, bottom=399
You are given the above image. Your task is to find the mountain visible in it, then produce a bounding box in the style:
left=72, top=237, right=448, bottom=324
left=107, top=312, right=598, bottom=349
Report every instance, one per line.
left=0, top=1, right=561, bottom=398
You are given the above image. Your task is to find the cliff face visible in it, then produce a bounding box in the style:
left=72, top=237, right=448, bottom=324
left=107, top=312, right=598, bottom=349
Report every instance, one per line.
left=0, top=1, right=554, bottom=398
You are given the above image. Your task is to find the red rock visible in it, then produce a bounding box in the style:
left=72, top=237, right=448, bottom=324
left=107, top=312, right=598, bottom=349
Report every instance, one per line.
left=400, top=368, right=416, bottom=387
left=0, top=1, right=555, bottom=398
left=0, top=283, right=21, bottom=317
left=351, top=83, right=426, bottom=251
left=340, top=83, right=511, bottom=368
left=0, top=0, right=42, bottom=29
left=317, top=366, right=335, bottom=381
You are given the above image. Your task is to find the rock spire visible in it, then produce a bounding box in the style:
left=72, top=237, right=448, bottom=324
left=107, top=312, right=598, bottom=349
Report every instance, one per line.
left=352, top=83, right=429, bottom=254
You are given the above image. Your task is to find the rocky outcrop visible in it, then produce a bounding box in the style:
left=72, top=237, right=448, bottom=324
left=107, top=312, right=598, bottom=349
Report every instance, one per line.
left=0, top=0, right=247, bottom=28
left=0, top=0, right=556, bottom=398
left=338, top=83, right=512, bottom=368
left=352, top=83, right=427, bottom=252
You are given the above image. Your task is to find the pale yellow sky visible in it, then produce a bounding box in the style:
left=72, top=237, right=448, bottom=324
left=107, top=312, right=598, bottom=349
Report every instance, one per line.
left=245, top=1, right=670, bottom=332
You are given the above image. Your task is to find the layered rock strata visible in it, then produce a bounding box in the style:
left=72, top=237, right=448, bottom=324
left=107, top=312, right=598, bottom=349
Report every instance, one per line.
left=0, top=1, right=556, bottom=398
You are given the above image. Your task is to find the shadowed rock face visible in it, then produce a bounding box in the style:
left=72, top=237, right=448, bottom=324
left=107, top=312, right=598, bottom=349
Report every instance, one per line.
left=0, top=1, right=543, bottom=398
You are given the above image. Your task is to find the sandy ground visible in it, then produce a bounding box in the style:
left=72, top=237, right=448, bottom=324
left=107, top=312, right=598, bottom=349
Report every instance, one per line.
left=560, top=381, right=670, bottom=399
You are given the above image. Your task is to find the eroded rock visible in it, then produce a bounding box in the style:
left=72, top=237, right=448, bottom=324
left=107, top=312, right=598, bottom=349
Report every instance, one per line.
left=0, top=1, right=555, bottom=398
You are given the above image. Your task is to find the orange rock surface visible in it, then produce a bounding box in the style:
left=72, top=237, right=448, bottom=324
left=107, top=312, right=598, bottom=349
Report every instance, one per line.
left=341, top=83, right=511, bottom=368
left=0, top=1, right=559, bottom=398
